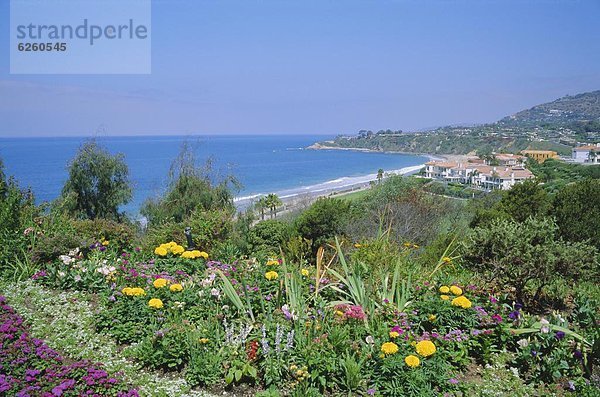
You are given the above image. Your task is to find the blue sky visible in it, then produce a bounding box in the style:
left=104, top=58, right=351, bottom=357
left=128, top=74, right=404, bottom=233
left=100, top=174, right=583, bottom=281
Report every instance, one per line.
left=1, top=0, right=599, bottom=136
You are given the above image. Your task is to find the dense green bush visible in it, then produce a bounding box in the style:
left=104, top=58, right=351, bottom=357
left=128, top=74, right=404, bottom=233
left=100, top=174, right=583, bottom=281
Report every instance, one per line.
left=552, top=179, right=600, bottom=249
left=247, top=220, right=291, bottom=255
left=143, top=208, right=233, bottom=252
left=462, top=217, right=599, bottom=303
left=294, top=197, right=351, bottom=253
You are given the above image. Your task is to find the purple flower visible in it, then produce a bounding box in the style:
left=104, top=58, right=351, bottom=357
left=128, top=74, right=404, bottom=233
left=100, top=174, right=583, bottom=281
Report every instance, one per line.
left=555, top=331, right=565, bottom=340
left=448, top=378, right=459, bottom=384
left=367, top=388, right=376, bottom=396
left=574, top=350, right=583, bottom=360
left=508, top=310, right=520, bottom=320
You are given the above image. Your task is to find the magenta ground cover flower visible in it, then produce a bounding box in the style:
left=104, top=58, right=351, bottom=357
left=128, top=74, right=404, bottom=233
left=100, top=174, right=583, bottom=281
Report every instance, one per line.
left=0, top=295, right=139, bottom=397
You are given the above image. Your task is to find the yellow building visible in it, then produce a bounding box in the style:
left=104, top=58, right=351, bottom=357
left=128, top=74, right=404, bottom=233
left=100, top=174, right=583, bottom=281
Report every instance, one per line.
left=520, top=150, right=559, bottom=163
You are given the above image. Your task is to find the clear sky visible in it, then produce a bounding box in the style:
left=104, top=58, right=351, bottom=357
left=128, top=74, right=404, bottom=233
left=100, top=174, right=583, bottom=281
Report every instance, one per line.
left=1, top=0, right=599, bottom=137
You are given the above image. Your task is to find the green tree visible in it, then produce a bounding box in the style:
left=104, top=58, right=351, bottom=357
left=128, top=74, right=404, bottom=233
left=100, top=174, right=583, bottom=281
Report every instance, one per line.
left=377, top=168, right=384, bottom=184
left=61, top=140, right=131, bottom=220
left=552, top=179, right=600, bottom=249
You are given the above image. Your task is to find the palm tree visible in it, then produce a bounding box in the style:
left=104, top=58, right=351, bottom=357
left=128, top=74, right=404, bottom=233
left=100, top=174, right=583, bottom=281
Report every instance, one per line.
left=265, top=193, right=283, bottom=219
left=377, top=168, right=384, bottom=184
left=256, top=197, right=268, bottom=221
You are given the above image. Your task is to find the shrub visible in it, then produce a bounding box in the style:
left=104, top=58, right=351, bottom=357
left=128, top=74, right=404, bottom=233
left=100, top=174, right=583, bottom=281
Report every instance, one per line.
left=462, top=217, right=599, bottom=303
left=247, top=220, right=291, bottom=255
left=552, top=179, right=600, bottom=249
left=294, top=197, right=351, bottom=252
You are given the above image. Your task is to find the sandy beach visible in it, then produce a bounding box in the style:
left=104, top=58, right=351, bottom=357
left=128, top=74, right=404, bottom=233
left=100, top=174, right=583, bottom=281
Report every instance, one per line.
left=235, top=163, right=426, bottom=214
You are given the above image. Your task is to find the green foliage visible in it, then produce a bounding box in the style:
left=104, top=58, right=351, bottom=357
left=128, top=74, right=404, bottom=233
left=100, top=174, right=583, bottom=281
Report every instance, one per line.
left=347, top=176, right=453, bottom=245
left=0, top=160, right=37, bottom=278
left=470, top=181, right=551, bottom=227
left=61, top=140, right=132, bottom=220
left=141, top=142, right=238, bottom=225
left=143, top=208, right=233, bottom=252
left=294, top=197, right=351, bottom=252
left=247, top=220, right=291, bottom=255
left=552, top=179, right=600, bottom=249
left=528, top=158, right=600, bottom=193
left=462, top=217, right=599, bottom=302
left=132, top=322, right=192, bottom=370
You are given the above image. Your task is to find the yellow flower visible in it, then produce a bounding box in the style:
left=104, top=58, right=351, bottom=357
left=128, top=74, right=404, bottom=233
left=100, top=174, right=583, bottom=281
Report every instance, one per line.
left=154, top=246, right=168, bottom=256
left=440, top=294, right=450, bottom=300
left=169, top=283, right=183, bottom=292
left=148, top=298, right=163, bottom=309
left=102, top=240, right=109, bottom=246
left=181, top=251, right=193, bottom=259
left=403, top=242, right=412, bottom=247
left=266, top=259, right=279, bottom=266
left=405, top=354, right=421, bottom=367
left=131, top=287, right=146, bottom=296
left=265, top=271, right=279, bottom=281
left=335, top=310, right=344, bottom=316
left=199, top=251, right=209, bottom=259
left=442, top=256, right=452, bottom=263
left=412, top=244, right=419, bottom=249
left=153, top=278, right=169, bottom=288
left=452, top=295, right=472, bottom=309
left=428, top=314, right=436, bottom=321
left=301, top=268, right=310, bottom=277
left=389, top=331, right=400, bottom=339
left=354, top=243, right=362, bottom=248
left=381, top=342, right=399, bottom=355
left=199, top=338, right=209, bottom=344
left=450, top=285, right=463, bottom=296
left=416, top=340, right=436, bottom=357
left=439, top=285, right=450, bottom=294
left=171, top=245, right=185, bottom=255
left=122, top=287, right=145, bottom=296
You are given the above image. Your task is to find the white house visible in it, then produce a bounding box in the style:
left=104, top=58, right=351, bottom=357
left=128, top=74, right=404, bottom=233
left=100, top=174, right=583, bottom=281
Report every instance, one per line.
left=572, top=144, right=599, bottom=164
left=425, top=161, right=534, bottom=190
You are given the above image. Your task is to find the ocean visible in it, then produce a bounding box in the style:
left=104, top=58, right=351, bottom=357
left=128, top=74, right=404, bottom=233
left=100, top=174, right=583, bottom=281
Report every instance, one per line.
left=0, top=135, right=427, bottom=215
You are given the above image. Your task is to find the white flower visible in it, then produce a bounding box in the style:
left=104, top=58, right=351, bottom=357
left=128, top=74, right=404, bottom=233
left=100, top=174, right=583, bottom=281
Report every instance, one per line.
left=210, top=288, right=221, bottom=298
left=540, top=318, right=550, bottom=333
left=510, top=367, right=519, bottom=377
left=74, top=275, right=82, bottom=282
left=58, top=271, right=66, bottom=278
left=365, top=335, right=374, bottom=345
left=517, top=339, right=529, bottom=348
left=59, top=255, right=74, bottom=265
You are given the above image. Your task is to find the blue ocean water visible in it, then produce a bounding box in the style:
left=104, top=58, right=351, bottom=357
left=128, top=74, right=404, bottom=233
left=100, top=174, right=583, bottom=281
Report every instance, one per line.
left=0, top=135, right=427, bottom=214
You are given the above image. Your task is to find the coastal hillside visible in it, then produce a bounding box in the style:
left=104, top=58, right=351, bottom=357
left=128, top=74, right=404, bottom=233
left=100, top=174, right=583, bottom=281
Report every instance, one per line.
left=313, top=90, right=600, bottom=155
left=499, top=90, right=600, bottom=127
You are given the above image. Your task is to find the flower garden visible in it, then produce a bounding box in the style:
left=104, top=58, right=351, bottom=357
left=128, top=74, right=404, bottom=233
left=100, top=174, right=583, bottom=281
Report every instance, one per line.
left=2, top=235, right=598, bottom=397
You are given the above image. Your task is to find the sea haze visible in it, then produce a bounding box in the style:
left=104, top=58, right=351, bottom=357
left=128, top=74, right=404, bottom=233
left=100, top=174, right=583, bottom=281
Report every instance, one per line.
left=0, top=135, right=427, bottom=215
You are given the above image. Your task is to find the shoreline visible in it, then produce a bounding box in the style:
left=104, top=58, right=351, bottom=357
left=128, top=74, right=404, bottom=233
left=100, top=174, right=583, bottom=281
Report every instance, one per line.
left=235, top=163, right=426, bottom=214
